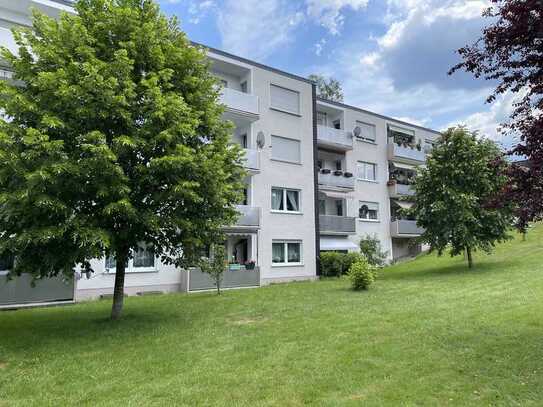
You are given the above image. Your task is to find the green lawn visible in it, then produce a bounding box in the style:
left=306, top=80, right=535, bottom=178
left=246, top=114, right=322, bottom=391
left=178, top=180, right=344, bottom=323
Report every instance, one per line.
left=1, top=226, right=543, bottom=406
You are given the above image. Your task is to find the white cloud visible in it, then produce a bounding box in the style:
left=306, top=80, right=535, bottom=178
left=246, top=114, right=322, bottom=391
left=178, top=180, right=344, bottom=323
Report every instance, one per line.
left=188, top=0, right=216, bottom=24
left=306, top=0, right=369, bottom=35
left=314, top=38, right=327, bottom=56
left=217, top=0, right=304, bottom=60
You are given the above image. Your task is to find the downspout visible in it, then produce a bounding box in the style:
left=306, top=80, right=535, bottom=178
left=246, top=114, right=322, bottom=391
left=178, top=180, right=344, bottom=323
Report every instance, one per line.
left=311, top=84, right=321, bottom=276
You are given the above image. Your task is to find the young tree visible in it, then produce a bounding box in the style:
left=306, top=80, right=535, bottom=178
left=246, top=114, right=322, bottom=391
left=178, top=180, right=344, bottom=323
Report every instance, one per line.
left=0, top=0, right=244, bottom=319
left=411, top=127, right=513, bottom=268
left=359, top=234, right=388, bottom=267
left=449, top=1, right=543, bottom=232
left=308, top=74, right=344, bottom=102
left=198, top=244, right=227, bottom=295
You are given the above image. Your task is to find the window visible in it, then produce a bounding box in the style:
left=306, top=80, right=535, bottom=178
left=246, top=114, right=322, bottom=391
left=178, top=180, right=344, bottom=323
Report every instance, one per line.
left=240, top=81, right=248, bottom=93
left=271, top=135, right=301, bottom=163
left=356, top=121, right=376, bottom=143
left=335, top=160, right=342, bottom=171
left=105, top=245, right=155, bottom=273
left=0, top=254, right=14, bottom=271
left=133, top=245, right=155, bottom=268
left=271, top=188, right=300, bottom=213
left=270, top=84, right=300, bottom=115
left=272, top=241, right=302, bottom=265
left=319, top=199, right=326, bottom=214
left=335, top=200, right=343, bottom=216
left=333, top=119, right=341, bottom=130
left=359, top=201, right=379, bottom=221
left=317, top=111, right=327, bottom=126
left=240, top=134, right=247, bottom=148
left=357, top=161, right=377, bottom=181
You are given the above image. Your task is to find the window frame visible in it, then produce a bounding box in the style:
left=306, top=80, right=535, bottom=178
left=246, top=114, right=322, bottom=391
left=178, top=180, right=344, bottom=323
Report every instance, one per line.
left=272, top=240, right=303, bottom=266
left=356, top=121, right=377, bottom=143
left=358, top=201, right=380, bottom=222
left=269, top=83, right=301, bottom=116
left=357, top=161, right=378, bottom=182
left=271, top=187, right=302, bottom=214
left=270, top=135, right=302, bottom=164
left=105, top=245, right=157, bottom=274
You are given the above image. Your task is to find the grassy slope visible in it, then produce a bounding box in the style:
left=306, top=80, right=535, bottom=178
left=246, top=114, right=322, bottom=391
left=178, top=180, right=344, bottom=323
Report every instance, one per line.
left=1, top=226, right=542, bottom=406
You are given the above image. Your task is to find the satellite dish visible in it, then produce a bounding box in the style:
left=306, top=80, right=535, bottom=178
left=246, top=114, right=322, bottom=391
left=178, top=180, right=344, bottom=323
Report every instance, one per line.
left=256, top=131, right=266, bottom=149
left=353, top=126, right=361, bottom=138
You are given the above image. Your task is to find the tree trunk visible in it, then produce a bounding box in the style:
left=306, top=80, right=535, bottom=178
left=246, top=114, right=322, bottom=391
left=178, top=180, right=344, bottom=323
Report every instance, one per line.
left=111, top=249, right=128, bottom=320
left=466, top=246, right=473, bottom=269
left=216, top=275, right=221, bottom=295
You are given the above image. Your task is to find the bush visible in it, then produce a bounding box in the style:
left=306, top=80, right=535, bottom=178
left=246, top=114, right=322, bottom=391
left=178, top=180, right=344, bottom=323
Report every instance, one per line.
left=320, top=252, right=344, bottom=277
left=359, top=235, right=388, bottom=267
left=320, top=251, right=366, bottom=277
left=347, top=259, right=376, bottom=290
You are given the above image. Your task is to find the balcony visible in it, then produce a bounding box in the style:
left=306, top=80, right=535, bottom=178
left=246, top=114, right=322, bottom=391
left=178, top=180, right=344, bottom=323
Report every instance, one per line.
left=231, top=205, right=261, bottom=230
left=319, top=215, right=356, bottom=235
left=220, top=88, right=259, bottom=120
left=388, top=143, right=426, bottom=164
left=189, top=267, right=260, bottom=291
left=317, top=125, right=353, bottom=151
left=242, top=148, right=260, bottom=173
left=318, top=171, right=355, bottom=191
left=388, top=182, right=415, bottom=198
left=390, top=220, right=424, bottom=238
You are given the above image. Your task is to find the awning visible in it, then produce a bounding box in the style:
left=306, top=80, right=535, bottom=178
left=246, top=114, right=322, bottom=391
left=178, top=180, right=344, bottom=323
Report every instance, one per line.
left=391, top=200, right=414, bottom=209
left=390, top=162, right=416, bottom=171
left=320, top=237, right=359, bottom=251
left=319, top=190, right=354, bottom=200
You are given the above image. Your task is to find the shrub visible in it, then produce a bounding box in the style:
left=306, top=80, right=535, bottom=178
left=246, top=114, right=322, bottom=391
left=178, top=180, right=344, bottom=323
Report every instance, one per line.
left=347, top=259, right=376, bottom=290
left=359, top=235, right=388, bottom=267
left=320, top=252, right=344, bottom=277
left=342, top=252, right=365, bottom=271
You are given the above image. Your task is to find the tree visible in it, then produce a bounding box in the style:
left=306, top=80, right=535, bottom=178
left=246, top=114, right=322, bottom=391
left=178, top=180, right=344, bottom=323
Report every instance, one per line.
left=198, top=244, right=227, bottom=295
left=308, top=74, right=344, bottom=102
left=0, top=0, right=244, bottom=319
left=410, top=127, right=513, bottom=268
left=449, top=1, right=543, bottom=232
left=359, top=234, right=388, bottom=267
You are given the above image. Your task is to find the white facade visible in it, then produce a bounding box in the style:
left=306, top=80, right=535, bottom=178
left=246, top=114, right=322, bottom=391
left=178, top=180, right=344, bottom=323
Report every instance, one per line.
left=0, top=0, right=441, bottom=307
left=316, top=98, right=440, bottom=262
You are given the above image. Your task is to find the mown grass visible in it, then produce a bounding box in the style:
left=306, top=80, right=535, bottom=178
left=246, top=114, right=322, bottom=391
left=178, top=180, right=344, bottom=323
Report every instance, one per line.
left=1, top=225, right=542, bottom=406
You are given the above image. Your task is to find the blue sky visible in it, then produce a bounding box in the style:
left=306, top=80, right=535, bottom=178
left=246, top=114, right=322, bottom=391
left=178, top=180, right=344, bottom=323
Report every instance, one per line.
left=157, top=0, right=515, bottom=146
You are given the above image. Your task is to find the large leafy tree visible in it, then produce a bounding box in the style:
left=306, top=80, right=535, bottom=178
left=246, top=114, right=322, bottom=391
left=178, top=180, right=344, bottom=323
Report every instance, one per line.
left=308, top=74, right=344, bottom=102
left=411, top=127, right=513, bottom=268
left=0, top=0, right=244, bottom=319
left=449, top=0, right=543, bottom=232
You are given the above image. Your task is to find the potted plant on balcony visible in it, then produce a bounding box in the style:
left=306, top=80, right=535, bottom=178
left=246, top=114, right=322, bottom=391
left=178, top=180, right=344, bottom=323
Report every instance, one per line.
left=321, top=168, right=331, bottom=174
left=344, top=171, right=353, bottom=178
left=387, top=179, right=396, bottom=186
left=333, top=170, right=343, bottom=176
left=244, top=260, right=256, bottom=270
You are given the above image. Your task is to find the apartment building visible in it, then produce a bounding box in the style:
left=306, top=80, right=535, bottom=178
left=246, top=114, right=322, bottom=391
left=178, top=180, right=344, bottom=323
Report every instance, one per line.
left=0, top=0, right=318, bottom=307
left=315, top=98, right=440, bottom=261
left=0, top=0, right=440, bottom=308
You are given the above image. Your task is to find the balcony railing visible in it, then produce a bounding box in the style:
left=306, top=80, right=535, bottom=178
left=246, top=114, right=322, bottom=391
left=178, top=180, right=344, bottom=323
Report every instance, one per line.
left=388, top=182, right=415, bottom=198
left=390, top=220, right=424, bottom=237
left=235, top=205, right=261, bottom=228
left=220, top=88, right=259, bottom=116
left=388, top=143, right=426, bottom=164
left=243, top=148, right=260, bottom=172
left=189, top=267, right=260, bottom=291
left=318, top=171, right=355, bottom=191
left=319, top=215, right=356, bottom=235
left=317, top=125, right=353, bottom=150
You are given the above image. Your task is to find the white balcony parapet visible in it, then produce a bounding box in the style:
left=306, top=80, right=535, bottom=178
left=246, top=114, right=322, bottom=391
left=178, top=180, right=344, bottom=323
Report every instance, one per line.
left=317, top=125, right=353, bottom=150
left=388, top=182, right=415, bottom=198
left=319, top=215, right=356, bottom=235
left=388, top=143, right=426, bottom=164
left=220, top=88, right=259, bottom=116
left=242, top=148, right=260, bottom=172
left=318, top=171, right=355, bottom=191
left=234, top=205, right=261, bottom=228
left=390, top=220, right=424, bottom=237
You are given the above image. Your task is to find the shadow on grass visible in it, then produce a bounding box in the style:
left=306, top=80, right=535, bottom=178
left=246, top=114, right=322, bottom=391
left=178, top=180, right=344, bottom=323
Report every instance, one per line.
left=379, top=257, right=518, bottom=282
